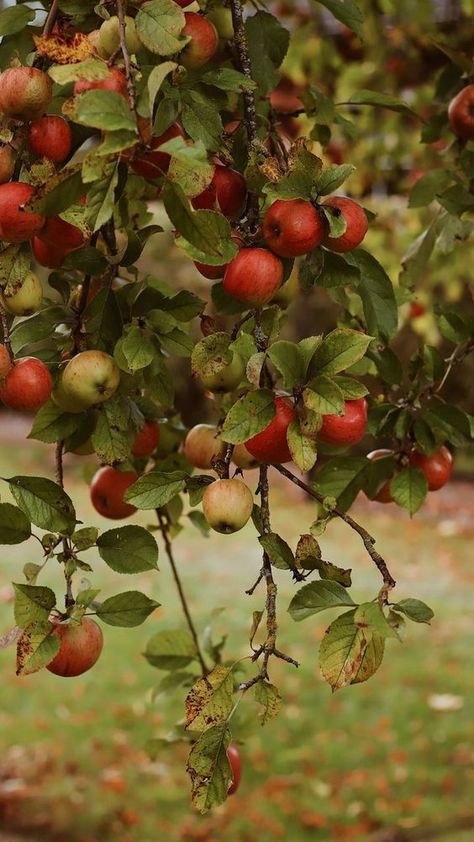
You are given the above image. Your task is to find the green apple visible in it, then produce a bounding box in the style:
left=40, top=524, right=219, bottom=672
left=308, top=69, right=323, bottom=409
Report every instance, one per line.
left=52, top=379, right=91, bottom=414
left=1, top=272, right=43, bottom=316
left=207, top=4, right=234, bottom=41
left=232, top=443, right=259, bottom=470
left=98, top=15, right=141, bottom=59
left=199, top=352, right=245, bottom=393
left=202, top=478, right=254, bottom=534
left=155, top=421, right=185, bottom=458
left=60, top=350, right=120, bottom=409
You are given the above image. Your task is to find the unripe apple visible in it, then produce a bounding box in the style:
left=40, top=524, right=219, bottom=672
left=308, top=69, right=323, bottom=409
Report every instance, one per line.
left=202, top=478, right=254, bottom=534
left=0, top=67, right=52, bottom=121
left=245, top=396, right=296, bottom=464
left=192, top=165, right=247, bottom=218
left=184, top=424, right=226, bottom=469
left=90, top=465, right=138, bottom=520
left=0, top=146, right=15, bottom=184
left=98, top=15, right=141, bottom=58
left=52, top=378, right=90, bottom=414
left=132, top=420, right=160, bottom=457
left=223, top=248, right=284, bottom=306
left=130, top=122, right=185, bottom=180
left=0, top=344, right=12, bottom=379
left=28, top=116, right=73, bottom=164
left=227, top=742, right=242, bottom=795
left=60, top=351, right=120, bottom=410
left=448, top=85, right=474, bottom=141
left=263, top=199, right=325, bottom=258
left=39, top=215, right=86, bottom=251
left=322, top=197, right=368, bottom=253
left=0, top=357, right=52, bottom=412
left=409, top=446, right=453, bottom=491
left=232, top=443, right=259, bottom=470
left=318, top=398, right=367, bottom=447
left=272, top=265, right=300, bottom=306
left=0, top=182, right=45, bottom=244
left=180, top=13, right=219, bottom=70
left=1, top=272, right=43, bottom=317
left=156, top=421, right=185, bottom=457
left=74, top=68, right=128, bottom=98
left=207, top=4, right=234, bottom=41
left=47, top=617, right=103, bottom=677
left=199, top=352, right=245, bottom=393
left=366, top=449, right=395, bottom=503
left=32, top=236, right=68, bottom=269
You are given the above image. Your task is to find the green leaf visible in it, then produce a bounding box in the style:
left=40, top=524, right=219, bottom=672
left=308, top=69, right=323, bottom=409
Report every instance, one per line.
left=97, top=526, right=159, bottom=574
left=332, top=376, right=368, bottom=400
left=118, top=325, right=155, bottom=373
left=314, top=0, right=364, bottom=38
left=312, top=328, right=372, bottom=375
left=96, top=591, right=159, bottom=627
left=13, top=584, right=56, bottom=629
left=344, top=90, right=417, bottom=117
left=422, top=399, right=471, bottom=446
left=147, top=61, right=178, bottom=116
left=259, top=532, right=296, bottom=571
left=438, top=184, right=474, bottom=216
left=394, top=599, right=434, bottom=625
left=220, top=389, right=276, bottom=445
left=6, top=476, right=76, bottom=536
left=254, top=681, right=282, bottom=726
left=91, top=397, right=132, bottom=465
left=75, top=90, right=136, bottom=131
left=181, top=91, right=223, bottom=153
left=345, top=249, right=398, bottom=341
left=317, top=251, right=360, bottom=289
left=313, top=456, right=368, bottom=511
left=27, top=166, right=84, bottom=216
left=354, top=602, right=399, bottom=640
left=288, top=580, right=355, bottom=622
left=191, top=332, right=232, bottom=378
left=0, top=503, right=31, bottom=545
left=408, top=169, right=454, bottom=208
left=28, top=401, right=83, bottom=444
left=145, top=628, right=197, bottom=670
left=314, top=164, right=356, bottom=196
left=162, top=183, right=234, bottom=262
left=16, top=621, right=60, bottom=677
left=73, top=527, right=99, bottom=552
left=304, top=375, right=345, bottom=414
left=287, top=420, right=318, bottom=472
left=185, top=666, right=234, bottom=732
left=124, top=471, right=187, bottom=509
left=0, top=5, right=35, bottom=36
left=390, top=467, right=428, bottom=516
left=187, top=723, right=232, bottom=813
left=246, top=11, right=290, bottom=94
left=267, top=341, right=306, bottom=389
left=299, top=248, right=325, bottom=289
left=85, top=160, right=120, bottom=232
left=135, top=0, right=186, bottom=55
left=49, top=58, right=110, bottom=86
left=295, top=533, right=322, bottom=570
left=319, top=609, right=385, bottom=691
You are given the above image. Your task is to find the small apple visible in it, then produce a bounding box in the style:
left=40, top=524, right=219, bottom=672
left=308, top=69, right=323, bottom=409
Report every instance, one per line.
left=322, top=197, right=368, bottom=253
left=409, top=301, right=426, bottom=319
left=184, top=424, right=226, bottom=469
left=0, top=67, right=52, bottom=121
left=192, top=166, right=247, bottom=219
left=38, top=215, right=87, bottom=252
left=180, top=13, right=219, bottom=70
left=98, top=15, right=141, bottom=58
left=47, top=617, right=104, bottom=677
left=199, top=352, right=245, bottom=393
left=0, top=146, right=15, bottom=184
left=224, top=248, right=284, bottom=306
left=409, top=446, right=453, bottom=491
left=0, top=344, right=12, bottom=379
left=60, top=351, right=120, bottom=410
left=0, top=357, right=52, bottom=412
left=132, top=420, right=160, bottom=458
left=156, top=421, right=185, bottom=458
left=448, top=85, right=474, bottom=141
left=0, top=182, right=45, bottom=244
left=28, top=116, right=72, bottom=164
left=245, top=396, right=296, bottom=464
left=1, top=272, right=43, bottom=317
left=232, top=443, right=259, bottom=470
left=130, top=122, right=185, bottom=180
left=318, top=398, right=368, bottom=447
left=202, top=478, right=254, bottom=534
left=227, top=742, right=242, bottom=795
left=32, top=237, right=68, bottom=269
left=90, top=465, right=138, bottom=520
left=263, top=199, right=325, bottom=258
left=74, top=67, right=128, bottom=98
left=365, top=449, right=395, bottom=503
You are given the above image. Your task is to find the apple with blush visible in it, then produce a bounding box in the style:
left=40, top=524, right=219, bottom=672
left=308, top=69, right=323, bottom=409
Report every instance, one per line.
left=202, top=478, right=254, bottom=534
left=0, top=357, right=52, bottom=412
left=47, top=617, right=104, bottom=677
left=90, top=465, right=138, bottom=520
left=245, top=396, right=296, bottom=464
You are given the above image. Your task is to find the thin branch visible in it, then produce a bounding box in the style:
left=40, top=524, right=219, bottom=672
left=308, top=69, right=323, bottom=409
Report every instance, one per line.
left=43, top=0, right=60, bottom=36
left=156, top=510, right=209, bottom=677
left=116, top=0, right=139, bottom=122
left=0, top=304, right=13, bottom=361
left=435, top=338, right=474, bottom=394
left=55, top=441, right=74, bottom=609
left=275, top=464, right=397, bottom=594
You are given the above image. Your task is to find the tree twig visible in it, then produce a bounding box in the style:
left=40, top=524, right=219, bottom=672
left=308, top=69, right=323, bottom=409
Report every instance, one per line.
left=116, top=0, right=139, bottom=123
left=156, top=510, right=209, bottom=677
left=55, top=441, right=74, bottom=609
left=43, top=0, right=60, bottom=36
left=0, top=304, right=13, bottom=361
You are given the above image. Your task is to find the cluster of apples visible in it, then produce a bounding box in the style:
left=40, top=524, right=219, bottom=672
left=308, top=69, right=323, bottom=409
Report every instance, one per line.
left=367, top=445, right=453, bottom=503
left=448, top=84, right=474, bottom=141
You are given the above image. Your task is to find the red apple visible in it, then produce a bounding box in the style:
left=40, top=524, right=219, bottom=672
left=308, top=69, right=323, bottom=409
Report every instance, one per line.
left=130, top=122, right=185, bottom=180
left=90, top=466, right=138, bottom=520
left=366, top=449, right=395, bottom=503
left=194, top=232, right=244, bottom=280
left=47, top=617, right=103, bottom=677
left=0, top=344, right=12, bottom=379
left=409, top=301, right=426, bottom=318
left=263, top=199, right=325, bottom=258
left=0, top=357, right=52, bottom=412
left=192, top=166, right=247, bottom=219
left=184, top=424, right=226, bottom=469
left=180, top=13, right=218, bottom=69
left=0, top=67, right=52, bottom=121
left=0, top=182, right=45, bottom=244
left=132, top=420, right=160, bottom=457
left=223, top=248, right=284, bottom=306
left=38, top=215, right=87, bottom=251
left=318, top=398, right=368, bottom=447
left=28, top=116, right=72, bottom=164
left=74, top=67, right=128, bottom=97
left=227, top=742, right=242, bottom=795
left=448, top=85, right=474, bottom=141
left=202, top=478, right=254, bottom=534
left=32, top=236, right=68, bottom=269
left=245, top=396, right=296, bottom=464
left=322, top=196, right=368, bottom=253
left=0, top=146, right=15, bottom=184
left=409, top=446, right=453, bottom=491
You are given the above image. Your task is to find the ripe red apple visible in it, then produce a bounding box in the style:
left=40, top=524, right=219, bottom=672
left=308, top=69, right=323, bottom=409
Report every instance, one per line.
left=60, top=351, right=120, bottom=410
left=448, top=85, right=474, bottom=141
left=74, top=67, right=128, bottom=98
left=0, top=182, right=45, bottom=244
left=0, top=146, right=15, bottom=184
left=38, top=215, right=87, bottom=251
left=232, top=443, right=259, bottom=470
left=180, top=13, right=218, bottom=70
left=263, top=199, right=325, bottom=258
left=130, top=122, right=185, bottom=179
left=202, top=478, right=254, bottom=534
left=199, top=352, right=245, bottom=393
left=32, top=236, right=68, bottom=269
left=90, top=466, right=138, bottom=520
left=0, top=67, right=52, bottom=121
left=47, top=617, right=104, bottom=677
left=409, top=446, right=453, bottom=491
left=318, top=398, right=368, bottom=447
left=322, top=197, right=368, bottom=253
left=223, top=248, right=284, bottom=306
left=227, top=742, right=242, bottom=795
left=184, top=424, right=226, bottom=470
left=409, top=301, right=426, bottom=318
left=132, top=420, right=160, bottom=457
left=192, top=166, right=247, bottom=219
left=1, top=271, right=43, bottom=316
left=245, top=396, right=296, bottom=464
left=366, top=449, right=395, bottom=503
left=0, top=357, right=52, bottom=412
left=28, top=116, right=72, bottom=164
left=0, top=344, right=12, bottom=379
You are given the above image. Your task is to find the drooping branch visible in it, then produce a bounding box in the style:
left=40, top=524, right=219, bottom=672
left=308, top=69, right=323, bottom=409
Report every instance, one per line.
left=116, top=0, right=138, bottom=116
left=275, top=464, right=397, bottom=594
left=156, top=510, right=209, bottom=677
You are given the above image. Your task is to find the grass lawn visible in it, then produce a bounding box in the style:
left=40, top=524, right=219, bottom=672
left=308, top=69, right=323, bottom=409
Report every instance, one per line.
left=0, top=427, right=472, bottom=841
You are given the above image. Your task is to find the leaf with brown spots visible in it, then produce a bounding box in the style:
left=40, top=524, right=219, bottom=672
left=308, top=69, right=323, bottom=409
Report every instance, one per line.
left=254, top=681, right=282, bottom=726
left=186, top=723, right=232, bottom=813
left=33, top=31, right=93, bottom=64
left=319, top=609, right=385, bottom=691
left=185, top=666, right=234, bottom=732
left=16, top=621, right=60, bottom=676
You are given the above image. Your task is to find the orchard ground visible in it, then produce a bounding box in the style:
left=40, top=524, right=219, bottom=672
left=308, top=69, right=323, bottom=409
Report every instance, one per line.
left=0, top=417, right=472, bottom=842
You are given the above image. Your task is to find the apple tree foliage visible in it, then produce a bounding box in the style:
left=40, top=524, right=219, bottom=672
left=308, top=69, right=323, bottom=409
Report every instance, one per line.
left=0, top=0, right=472, bottom=812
